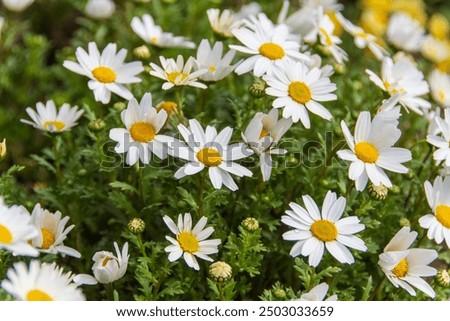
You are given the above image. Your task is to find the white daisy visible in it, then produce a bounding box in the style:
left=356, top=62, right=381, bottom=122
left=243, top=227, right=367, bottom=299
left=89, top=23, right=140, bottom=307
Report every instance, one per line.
left=263, top=59, right=337, bottom=128
left=366, top=56, right=431, bottom=114
left=74, top=242, right=129, bottom=285
left=84, top=0, right=115, bottom=20
left=0, top=197, right=39, bottom=257
left=230, top=14, right=309, bottom=77
left=149, top=55, right=207, bottom=90
left=281, top=191, right=367, bottom=267
left=29, top=203, right=80, bottom=258
left=242, top=109, right=292, bottom=181
left=163, top=213, right=221, bottom=271
left=419, top=176, right=450, bottom=247
left=63, top=42, right=144, bottom=104
left=387, top=13, right=425, bottom=53
left=421, top=36, right=450, bottom=64
left=335, top=12, right=388, bottom=60
left=2, top=0, right=34, bottom=12
left=277, top=3, right=318, bottom=44
left=109, top=93, right=171, bottom=166
left=131, top=14, right=195, bottom=49
left=428, top=69, right=450, bottom=108
left=317, top=8, right=348, bottom=64
left=195, top=39, right=238, bottom=82
left=378, top=227, right=437, bottom=298
left=337, top=111, right=412, bottom=191
left=20, top=100, right=83, bottom=133
left=427, top=108, right=450, bottom=166
left=1, top=261, right=85, bottom=301
left=296, top=282, right=338, bottom=301
left=168, top=119, right=253, bottom=191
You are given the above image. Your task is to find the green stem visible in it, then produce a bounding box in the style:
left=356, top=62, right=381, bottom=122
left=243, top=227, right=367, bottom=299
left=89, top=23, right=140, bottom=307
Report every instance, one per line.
left=218, top=282, right=225, bottom=301
left=52, top=135, right=62, bottom=184
left=105, top=283, right=115, bottom=301
left=368, top=275, right=386, bottom=301
left=198, top=171, right=205, bottom=218
left=175, top=87, right=187, bottom=125
left=136, top=233, right=148, bottom=259
left=153, top=261, right=171, bottom=299
left=138, top=165, right=145, bottom=208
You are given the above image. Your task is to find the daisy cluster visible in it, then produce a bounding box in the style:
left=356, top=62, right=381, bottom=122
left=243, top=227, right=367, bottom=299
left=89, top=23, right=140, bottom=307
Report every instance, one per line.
left=0, top=0, right=449, bottom=301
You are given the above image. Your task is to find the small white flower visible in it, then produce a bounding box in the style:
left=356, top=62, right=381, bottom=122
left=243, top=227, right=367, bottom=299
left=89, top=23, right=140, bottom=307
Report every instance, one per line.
left=169, top=119, right=253, bottom=191
left=242, top=109, right=292, bottom=181
left=20, top=100, right=84, bottom=133
left=1, top=261, right=85, bottom=301
left=337, top=111, right=411, bottom=191
left=2, top=0, right=34, bottom=12
left=230, top=13, right=309, bottom=77
left=427, top=108, right=450, bottom=166
left=131, top=14, right=195, bottom=49
left=195, top=39, right=239, bottom=82
left=206, top=8, right=244, bottom=38
left=296, top=282, right=338, bottom=301
left=421, top=36, right=450, bottom=64
left=0, top=197, right=39, bottom=257
left=378, top=227, right=437, bottom=298
left=163, top=213, right=221, bottom=271
left=109, top=93, right=171, bottom=166
left=263, top=59, right=337, bottom=128
left=149, top=55, right=207, bottom=90
left=366, top=56, right=431, bottom=114
left=30, top=203, right=80, bottom=258
left=84, top=0, right=115, bottom=20
left=317, top=8, right=348, bottom=64
left=420, top=176, right=450, bottom=248
left=387, top=13, right=425, bottom=53
left=74, top=242, right=129, bottom=285
left=63, top=42, right=144, bottom=104
left=428, top=69, right=450, bottom=108
left=281, top=191, right=367, bottom=267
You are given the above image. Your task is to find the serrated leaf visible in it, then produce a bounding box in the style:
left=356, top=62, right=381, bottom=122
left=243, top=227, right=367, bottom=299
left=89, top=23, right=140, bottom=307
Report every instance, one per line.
left=109, top=181, right=138, bottom=195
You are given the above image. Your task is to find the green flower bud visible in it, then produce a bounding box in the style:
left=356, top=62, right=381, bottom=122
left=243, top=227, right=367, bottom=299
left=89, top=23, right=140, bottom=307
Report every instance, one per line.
left=128, top=218, right=146, bottom=234
left=436, top=269, right=450, bottom=287
left=133, top=45, right=151, bottom=59
left=368, top=183, right=388, bottom=201
left=113, top=102, right=127, bottom=112
left=273, top=288, right=286, bottom=299
left=0, top=138, right=6, bottom=160
left=249, top=78, right=266, bottom=98
left=399, top=217, right=411, bottom=227
left=209, top=261, right=232, bottom=282
left=242, top=217, right=259, bottom=231
left=88, top=119, right=106, bottom=132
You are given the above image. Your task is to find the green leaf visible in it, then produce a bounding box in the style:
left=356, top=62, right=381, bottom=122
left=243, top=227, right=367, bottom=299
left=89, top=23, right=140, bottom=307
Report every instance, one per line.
left=109, top=181, right=138, bottom=195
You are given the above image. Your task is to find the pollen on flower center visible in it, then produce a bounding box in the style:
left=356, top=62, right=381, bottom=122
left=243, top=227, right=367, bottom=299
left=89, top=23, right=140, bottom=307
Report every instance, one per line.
left=0, top=224, right=13, bottom=244
left=178, top=232, right=199, bottom=253
left=40, top=228, right=55, bottom=249
left=102, top=257, right=113, bottom=267
left=197, top=148, right=222, bottom=167
left=43, top=121, right=65, bottom=131
left=259, top=128, right=269, bottom=139
left=157, top=101, right=177, bottom=114
left=92, top=66, right=117, bottom=83
left=310, top=219, right=338, bottom=242
left=209, top=66, right=216, bottom=73
left=26, top=289, right=53, bottom=301
left=355, top=142, right=379, bottom=163
left=391, top=258, right=408, bottom=278
left=167, top=72, right=188, bottom=83
left=435, top=205, right=450, bottom=228
left=130, top=122, right=156, bottom=142
left=259, top=42, right=285, bottom=60
left=288, top=81, right=312, bottom=104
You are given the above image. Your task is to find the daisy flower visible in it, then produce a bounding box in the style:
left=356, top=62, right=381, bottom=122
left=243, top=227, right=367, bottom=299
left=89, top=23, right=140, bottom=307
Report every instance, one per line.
left=337, top=111, right=412, bottom=191
left=131, top=14, right=195, bottom=49
left=63, top=42, right=144, bottom=104
left=109, top=93, right=171, bottom=166
left=230, top=13, right=309, bottom=77
left=428, top=69, right=450, bottom=108
left=296, top=282, right=338, bottom=301
left=163, top=213, right=221, bottom=271
left=206, top=8, right=244, bottom=38
left=1, top=261, right=85, bottom=301
left=74, top=242, right=129, bottom=285
left=263, top=59, right=337, bottom=128
left=419, top=176, right=450, bottom=247
left=427, top=108, right=450, bottom=166
left=378, top=227, right=437, bottom=298
left=421, top=36, right=450, bottom=64
left=29, top=203, right=80, bottom=258
left=84, top=0, right=115, bottom=20
left=149, top=55, right=207, bottom=90
left=317, top=8, right=348, bottom=64
left=281, top=191, right=367, bottom=267
left=195, top=39, right=239, bottom=82
left=386, top=13, right=425, bottom=53
left=242, top=109, right=292, bottom=181
left=169, top=119, right=253, bottom=191
left=366, top=56, right=431, bottom=114
left=0, top=197, right=39, bottom=257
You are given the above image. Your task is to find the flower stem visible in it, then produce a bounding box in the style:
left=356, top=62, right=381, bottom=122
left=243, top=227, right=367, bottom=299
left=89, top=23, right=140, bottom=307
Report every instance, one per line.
left=51, top=135, right=62, bottom=184
left=368, top=275, right=386, bottom=301
left=175, top=87, right=187, bottom=125
left=218, top=282, right=225, bottom=301
left=198, top=171, right=205, bottom=218
left=136, top=233, right=148, bottom=259
left=138, top=165, right=145, bottom=207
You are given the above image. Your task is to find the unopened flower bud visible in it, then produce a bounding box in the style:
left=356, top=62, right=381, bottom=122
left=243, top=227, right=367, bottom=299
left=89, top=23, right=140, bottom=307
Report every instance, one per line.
left=249, top=78, right=266, bottom=98
left=273, top=288, right=286, bottom=299
left=88, top=119, right=106, bottom=132
left=128, top=218, right=146, bottom=234
left=242, top=217, right=259, bottom=231
left=133, top=45, right=151, bottom=59
left=0, top=138, right=6, bottom=160
left=156, top=101, right=178, bottom=115
left=209, top=261, right=232, bottom=282
left=399, top=217, right=411, bottom=227
left=436, top=269, right=450, bottom=287
left=368, top=183, right=388, bottom=201
left=113, top=102, right=126, bottom=112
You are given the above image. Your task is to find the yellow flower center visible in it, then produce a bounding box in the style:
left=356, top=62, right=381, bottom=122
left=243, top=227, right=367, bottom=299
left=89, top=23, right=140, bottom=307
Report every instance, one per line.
left=196, top=148, right=222, bottom=167
left=43, top=121, right=65, bottom=131
left=150, top=36, right=158, bottom=44
left=259, top=42, right=285, bottom=60
left=102, top=257, right=113, bottom=267
left=429, top=14, right=449, bottom=40
left=391, top=258, right=408, bottom=278
left=436, top=57, right=450, bottom=74
left=26, top=289, right=53, bottom=301
left=355, top=142, right=379, bottom=163
left=326, top=11, right=343, bottom=36
left=310, top=219, right=338, bottom=242
left=167, top=72, right=188, bottom=83
left=209, top=66, right=216, bottom=73
left=259, top=128, right=269, bottom=139
left=288, top=81, right=312, bottom=104
left=40, top=228, right=55, bottom=249
left=0, top=224, right=13, bottom=244
left=130, top=122, right=156, bottom=142
left=178, top=232, right=199, bottom=253
left=157, top=101, right=177, bottom=114
left=319, top=28, right=334, bottom=46
left=92, top=66, right=117, bottom=83
left=435, top=205, right=450, bottom=228
left=438, top=90, right=446, bottom=102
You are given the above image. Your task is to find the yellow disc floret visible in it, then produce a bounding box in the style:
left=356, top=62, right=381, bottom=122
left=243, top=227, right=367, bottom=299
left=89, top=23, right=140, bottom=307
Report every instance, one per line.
left=197, top=148, right=222, bottom=167
left=26, top=289, right=53, bottom=301
left=288, top=81, right=312, bottom=104
left=259, top=43, right=285, bottom=60
left=130, top=122, right=156, bottom=142
left=92, top=66, right=117, bottom=83
left=391, top=258, right=408, bottom=278
left=0, top=224, right=13, bottom=244
left=310, top=219, right=338, bottom=242
left=355, top=142, right=379, bottom=163
left=178, top=232, right=199, bottom=253
left=436, top=205, right=450, bottom=228
left=40, top=228, right=55, bottom=249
